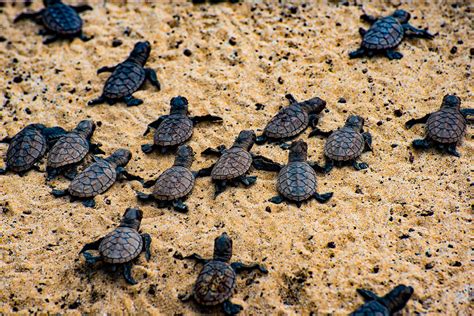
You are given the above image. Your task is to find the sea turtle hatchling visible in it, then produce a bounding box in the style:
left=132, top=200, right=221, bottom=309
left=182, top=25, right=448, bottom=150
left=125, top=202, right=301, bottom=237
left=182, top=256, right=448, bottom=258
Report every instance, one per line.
left=136, top=145, right=196, bottom=213
left=405, top=94, right=473, bottom=157
left=79, top=208, right=151, bottom=285
left=178, top=232, right=268, bottom=315
left=14, top=0, right=93, bottom=44
left=141, top=96, right=222, bottom=154
left=51, top=149, right=142, bottom=207
left=0, top=124, right=66, bottom=175
left=351, top=285, right=414, bottom=315
left=88, top=41, right=160, bottom=107
left=46, top=120, right=104, bottom=180
left=255, top=94, right=326, bottom=148
left=309, top=115, right=372, bottom=173
left=349, top=9, right=434, bottom=60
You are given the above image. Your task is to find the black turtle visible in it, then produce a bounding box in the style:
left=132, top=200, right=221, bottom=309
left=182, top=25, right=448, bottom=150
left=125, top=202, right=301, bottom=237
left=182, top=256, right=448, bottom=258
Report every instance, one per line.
left=406, top=94, right=473, bottom=157
left=309, top=115, right=372, bottom=173
left=14, top=0, right=93, bottom=44
left=179, top=232, right=268, bottom=315
left=351, top=285, right=414, bottom=315
left=0, top=124, right=66, bottom=175
left=136, top=145, right=196, bottom=213
left=79, top=208, right=151, bottom=285
left=141, top=96, right=222, bottom=154
left=255, top=94, right=326, bottom=148
left=88, top=41, right=160, bottom=107
left=349, top=9, right=434, bottom=60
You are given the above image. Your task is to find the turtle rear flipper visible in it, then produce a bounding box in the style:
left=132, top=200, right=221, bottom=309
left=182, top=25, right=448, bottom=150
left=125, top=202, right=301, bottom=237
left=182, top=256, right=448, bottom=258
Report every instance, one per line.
left=123, top=262, right=137, bottom=285
left=223, top=300, right=242, bottom=315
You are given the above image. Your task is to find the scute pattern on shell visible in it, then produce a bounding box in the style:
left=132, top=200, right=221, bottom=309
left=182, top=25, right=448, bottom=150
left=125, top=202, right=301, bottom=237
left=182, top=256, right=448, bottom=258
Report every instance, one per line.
left=153, top=115, right=193, bottom=147
left=68, top=160, right=116, bottom=198
left=350, top=300, right=389, bottom=316
left=211, top=147, right=252, bottom=180
left=42, top=3, right=82, bottom=35
left=324, top=128, right=365, bottom=161
left=194, top=261, right=236, bottom=306
left=103, top=62, right=146, bottom=99
left=99, top=227, right=143, bottom=264
left=426, top=108, right=466, bottom=144
left=152, top=166, right=195, bottom=201
left=47, top=133, right=89, bottom=168
left=264, top=105, right=309, bottom=138
left=6, top=127, right=47, bottom=172
left=277, top=162, right=317, bottom=202
left=362, top=17, right=404, bottom=50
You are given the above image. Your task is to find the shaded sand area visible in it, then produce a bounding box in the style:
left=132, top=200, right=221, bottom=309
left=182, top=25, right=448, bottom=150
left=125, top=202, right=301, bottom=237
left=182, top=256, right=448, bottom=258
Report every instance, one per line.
left=0, top=0, right=472, bottom=314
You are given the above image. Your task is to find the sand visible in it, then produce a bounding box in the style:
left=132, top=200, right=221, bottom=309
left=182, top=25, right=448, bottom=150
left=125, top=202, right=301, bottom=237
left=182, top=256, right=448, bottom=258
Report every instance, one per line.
left=0, top=0, right=472, bottom=314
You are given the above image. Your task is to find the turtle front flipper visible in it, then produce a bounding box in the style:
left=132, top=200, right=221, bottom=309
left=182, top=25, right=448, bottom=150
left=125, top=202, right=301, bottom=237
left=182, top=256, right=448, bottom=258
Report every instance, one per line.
left=89, top=143, right=105, bottom=155
left=97, top=65, right=117, bottom=74
left=144, top=115, right=169, bottom=135
left=252, top=155, right=282, bottom=172
left=349, top=48, right=367, bottom=59
left=79, top=237, right=104, bottom=263
left=190, top=115, right=223, bottom=125
left=0, top=136, right=12, bottom=144
left=123, top=262, right=137, bottom=285
left=136, top=191, right=154, bottom=201
left=403, top=23, right=434, bottom=39
left=412, top=138, right=432, bottom=150
left=145, top=68, right=161, bottom=90
left=386, top=50, right=403, bottom=60
left=285, top=93, right=298, bottom=105
left=255, top=134, right=267, bottom=145
left=141, top=143, right=158, bottom=154
left=352, top=161, right=368, bottom=170
left=214, top=181, right=228, bottom=198
left=82, top=199, right=96, bottom=208
left=183, top=253, right=209, bottom=264
left=43, top=34, right=59, bottom=44
left=78, top=31, right=92, bottom=42
left=0, top=168, right=7, bottom=175
left=362, top=132, right=373, bottom=151
left=141, top=233, right=152, bottom=261
left=202, top=145, right=226, bottom=156
left=231, top=262, right=268, bottom=274
left=405, top=113, right=430, bottom=129
left=308, top=161, right=327, bottom=174
left=446, top=144, right=460, bottom=157
left=14, top=10, right=43, bottom=23
left=173, top=199, right=189, bottom=213
left=314, top=192, right=333, bottom=203
left=239, top=176, right=256, bottom=187
left=124, top=95, right=143, bottom=107
left=460, top=108, right=474, bottom=118
left=269, top=195, right=284, bottom=204
left=71, top=4, right=93, bottom=13
left=223, top=300, right=243, bottom=315
left=52, top=189, right=69, bottom=198
left=360, top=12, right=378, bottom=24
left=308, top=127, right=332, bottom=138
left=196, top=165, right=214, bottom=178
left=88, top=95, right=106, bottom=106
left=358, top=27, right=367, bottom=36
left=356, top=288, right=380, bottom=301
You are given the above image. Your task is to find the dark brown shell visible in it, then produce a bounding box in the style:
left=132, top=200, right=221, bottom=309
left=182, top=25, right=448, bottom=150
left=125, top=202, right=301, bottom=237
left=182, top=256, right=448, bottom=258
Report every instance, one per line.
left=153, top=115, right=193, bottom=147
left=193, top=261, right=236, bottom=306
left=103, top=62, right=146, bottom=99
left=42, top=3, right=82, bottom=35
left=426, top=108, right=466, bottom=144
left=68, top=159, right=116, bottom=198
left=99, top=227, right=143, bottom=264
left=152, top=166, right=195, bottom=201
left=264, top=105, right=309, bottom=139
left=47, top=133, right=89, bottom=168
left=277, top=162, right=316, bottom=202
left=6, top=125, right=47, bottom=173
left=362, top=16, right=404, bottom=50
left=324, top=128, right=365, bottom=161
left=211, top=147, right=252, bottom=180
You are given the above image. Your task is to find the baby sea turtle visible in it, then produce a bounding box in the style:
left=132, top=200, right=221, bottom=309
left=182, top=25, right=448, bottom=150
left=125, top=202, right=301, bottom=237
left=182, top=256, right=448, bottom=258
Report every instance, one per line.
left=351, top=285, right=414, bottom=315
left=51, top=149, right=141, bottom=207
left=14, top=0, right=93, bottom=44
left=46, top=120, right=104, bottom=180
left=136, top=145, right=196, bottom=213
left=142, top=96, right=222, bottom=154
left=406, top=94, right=473, bottom=157
left=88, top=41, right=160, bottom=107
left=310, top=115, right=372, bottom=173
left=255, top=94, right=326, bottom=147
left=349, top=9, right=434, bottom=60
left=179, top=232, right=268, bottom=315
left=0, top=124, right=66, bottom=175
left=79, top=208, right=151, bottom=285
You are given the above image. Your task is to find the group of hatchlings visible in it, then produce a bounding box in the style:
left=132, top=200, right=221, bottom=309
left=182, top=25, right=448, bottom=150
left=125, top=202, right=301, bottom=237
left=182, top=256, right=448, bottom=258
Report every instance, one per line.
left=1, top=0, right=472, bottom=314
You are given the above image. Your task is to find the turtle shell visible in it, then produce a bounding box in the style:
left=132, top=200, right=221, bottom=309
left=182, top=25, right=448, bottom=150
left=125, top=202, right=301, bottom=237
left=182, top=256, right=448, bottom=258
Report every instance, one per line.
left=103, top=62, right=146, bottom=100
left=68, top=159, right=116, bottom=198
left=152, top=166, right=195, bottom=201
left=99, top=227, right=143, bottom=264
left=5, top=125, right=47, bottom=173
left=277, top=162, right=317, bottom=202
left=324, top=127, right=365, bottom=161
left=42, top=3, right=82, bottom=35
left=264, top=105, right=309, bottom=139
left=193, top=261, right=236, bottom=306
left=426, top=108, right=466, bottom=144
left=153, top=115, right=193, bottom=147
left=47, top=133, right=89, bottom=168
left=211, top=147, right=252, bottom=180
left=362, top=16, right=404, bottom=50
left=350, top=300, right=389, bottom=316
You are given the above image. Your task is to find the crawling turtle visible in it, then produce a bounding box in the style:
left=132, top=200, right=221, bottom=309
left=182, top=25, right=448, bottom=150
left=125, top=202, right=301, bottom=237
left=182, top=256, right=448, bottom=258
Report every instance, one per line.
left=142, top=96, right=222, bottom=154
left=88, top=41, right=160, bottom=107
left=179, top=232, right=268, bottom=315
left=79, top=208, right=151, bottom=285
left=51, top=149, right=141, bottom=207
left=14, top=0, right=93, bottom=44
left=351, top=285, right=414, bottom=315
left=310, top=115, right=372, bottom=173
left=406, top=94, right=473, bottom=157
left=46, top=120, right=104, bottom=180
left=349, top=9, right=434, bottom=60
left=0, top=124, right=66, bottom=175
left=255, top=94, right=326, bottom=147
left=136, top=145, right=196, bottom=213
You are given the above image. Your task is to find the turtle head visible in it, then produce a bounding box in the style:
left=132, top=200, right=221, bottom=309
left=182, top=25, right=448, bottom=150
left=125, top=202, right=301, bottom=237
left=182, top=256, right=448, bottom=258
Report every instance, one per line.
left=106, top=149, right=132, bottom=167
left=73, top=120, right=96, bottom=139
left=119, top=208, right=143, bottom=230
left=381, top=285, right=414, bottom=314
left=441, top=94, right=461, bottom=109
left=392, top=10, right=410, bottom=24
left=298, top=96, right=327, bottom=114
left=174, top=145, right=195, bottom=168
left=44, top=0, right=62, bottom=6
left=345, top=115, right=364, bottom=131
left=288, top=140, right=308, bottom=162
left=128, top=41, right=151, bottom=66
left=213, top=232, right=233, bottom=262
left=170, top=96, right=189, bottom=115
left=233, top=130, right=256, bottom=150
